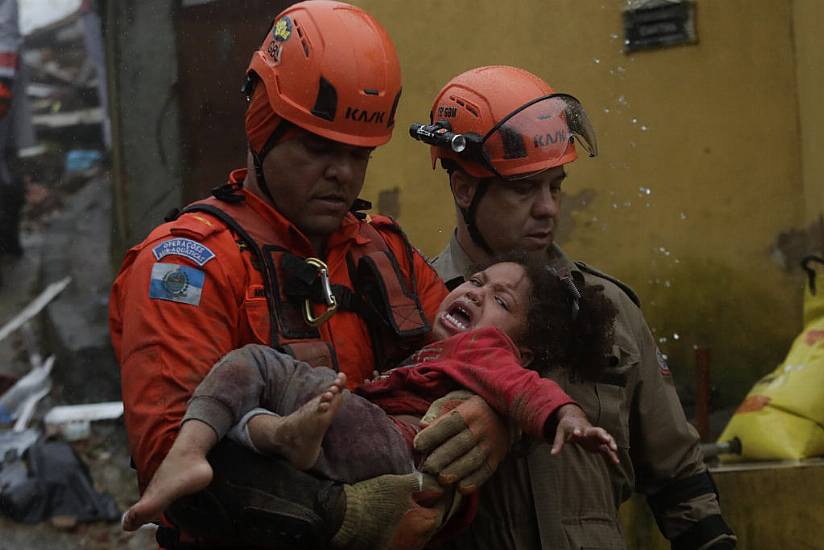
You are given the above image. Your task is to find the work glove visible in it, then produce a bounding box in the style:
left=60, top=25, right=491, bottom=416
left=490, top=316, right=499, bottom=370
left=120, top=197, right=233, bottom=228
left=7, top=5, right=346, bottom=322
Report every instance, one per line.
left=413, top=390, right=511, bottom=494
left=331, top=471, right=449, bottom=550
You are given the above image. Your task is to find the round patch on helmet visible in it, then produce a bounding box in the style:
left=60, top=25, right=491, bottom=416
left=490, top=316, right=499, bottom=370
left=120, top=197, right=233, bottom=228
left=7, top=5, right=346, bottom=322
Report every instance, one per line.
left=273, top=16, right=292, bottom=42
left=162, top=269, right=190, bottom=296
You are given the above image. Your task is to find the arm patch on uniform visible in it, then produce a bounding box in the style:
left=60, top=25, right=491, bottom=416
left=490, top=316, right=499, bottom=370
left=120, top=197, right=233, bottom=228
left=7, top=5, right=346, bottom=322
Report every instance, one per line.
left=152, top=238, right=215, bottom=266
left=150, top=263, right=205, bottom=306
left=657, top=348, right=672, bottom=376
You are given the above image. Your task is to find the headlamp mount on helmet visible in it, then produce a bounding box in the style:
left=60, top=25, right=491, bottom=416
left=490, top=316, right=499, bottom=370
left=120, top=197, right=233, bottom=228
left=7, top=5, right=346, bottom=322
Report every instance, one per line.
left=412, top=93, right=598, bottom=181
left=409, top=121, right=470, bottom=154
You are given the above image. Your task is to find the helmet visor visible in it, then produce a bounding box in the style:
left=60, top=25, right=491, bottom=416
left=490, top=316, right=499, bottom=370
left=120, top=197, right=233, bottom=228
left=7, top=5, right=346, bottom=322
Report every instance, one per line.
left=479, top=94, right=597, bottom=180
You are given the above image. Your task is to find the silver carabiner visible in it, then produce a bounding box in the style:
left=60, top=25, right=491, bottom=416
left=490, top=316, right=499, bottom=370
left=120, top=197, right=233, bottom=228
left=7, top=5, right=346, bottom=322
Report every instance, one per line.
left=303, top=257, right=338, bottom=327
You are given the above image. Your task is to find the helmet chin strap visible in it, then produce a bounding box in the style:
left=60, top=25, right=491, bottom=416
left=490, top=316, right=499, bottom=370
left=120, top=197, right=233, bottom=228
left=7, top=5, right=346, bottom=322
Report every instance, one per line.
left=250, top=121, right=292, bottom=207
left=461, top=178, right=494, bottom=256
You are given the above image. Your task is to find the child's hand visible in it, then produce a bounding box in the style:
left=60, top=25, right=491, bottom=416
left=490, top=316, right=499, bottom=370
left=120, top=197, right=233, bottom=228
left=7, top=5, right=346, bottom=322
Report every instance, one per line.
left=550, top=404, right=620, bottom=465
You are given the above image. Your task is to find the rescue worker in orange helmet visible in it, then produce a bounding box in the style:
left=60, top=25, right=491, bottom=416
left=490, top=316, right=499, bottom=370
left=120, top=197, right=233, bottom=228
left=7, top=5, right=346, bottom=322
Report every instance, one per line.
left=414, top=66, right=737, bottom=549
left=109, top=3, right=512, bottom=548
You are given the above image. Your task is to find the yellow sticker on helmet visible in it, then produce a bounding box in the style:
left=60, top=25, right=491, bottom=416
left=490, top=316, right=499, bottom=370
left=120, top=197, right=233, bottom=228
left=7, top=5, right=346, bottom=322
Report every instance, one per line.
left=273, top=16, right=292, bottom=42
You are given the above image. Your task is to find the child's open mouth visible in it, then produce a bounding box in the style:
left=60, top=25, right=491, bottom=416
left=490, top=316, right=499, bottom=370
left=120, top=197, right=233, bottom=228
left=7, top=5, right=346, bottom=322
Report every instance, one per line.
left=440, top=302, right=473, bottom=333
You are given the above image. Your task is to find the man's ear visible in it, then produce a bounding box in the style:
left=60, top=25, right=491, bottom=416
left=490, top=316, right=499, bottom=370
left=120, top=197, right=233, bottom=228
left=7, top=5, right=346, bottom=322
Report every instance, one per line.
left=519, top=346, right=534, bottom=367
left=449, top=170, right=479, bottom=210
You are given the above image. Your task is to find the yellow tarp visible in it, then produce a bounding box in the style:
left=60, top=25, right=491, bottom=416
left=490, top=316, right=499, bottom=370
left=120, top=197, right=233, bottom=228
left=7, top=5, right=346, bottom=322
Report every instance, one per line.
left=719, top=256, right=824, bottom=461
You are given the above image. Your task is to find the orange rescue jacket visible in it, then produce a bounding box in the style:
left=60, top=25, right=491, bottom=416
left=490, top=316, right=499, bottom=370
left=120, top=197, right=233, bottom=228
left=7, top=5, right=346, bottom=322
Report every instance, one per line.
left=109, top=169, right=447, bottom=488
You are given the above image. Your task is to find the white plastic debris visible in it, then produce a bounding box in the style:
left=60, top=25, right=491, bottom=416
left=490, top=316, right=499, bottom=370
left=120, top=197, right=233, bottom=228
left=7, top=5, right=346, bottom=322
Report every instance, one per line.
left=0, top=277, right=71, bottom=343
left=44, top=401, right=124, bottom=441
left=0, top=356, right=54, bottom=431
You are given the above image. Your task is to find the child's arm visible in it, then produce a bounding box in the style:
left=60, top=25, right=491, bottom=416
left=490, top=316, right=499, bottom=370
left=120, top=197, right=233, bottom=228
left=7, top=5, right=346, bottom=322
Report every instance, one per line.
left=547, top=403, right=620, bottom=464
left=414, top=328, right=618, bottom=463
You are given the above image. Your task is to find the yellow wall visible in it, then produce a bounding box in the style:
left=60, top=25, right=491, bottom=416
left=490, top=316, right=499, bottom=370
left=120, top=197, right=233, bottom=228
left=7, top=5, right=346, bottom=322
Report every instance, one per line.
left=620, top=461, right=824, bottom=548
left=352, top=0, right=816, bottom=408
left=793, top=0, right=824, bottom=225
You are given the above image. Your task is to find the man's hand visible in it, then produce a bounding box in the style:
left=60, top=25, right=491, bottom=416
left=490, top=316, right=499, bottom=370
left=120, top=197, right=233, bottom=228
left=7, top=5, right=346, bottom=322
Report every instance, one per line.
left=413, top=390, right=510, bottom=495
left=331, top=472, right=450, bottom=550
left=549, top=403, right=620, bottom=464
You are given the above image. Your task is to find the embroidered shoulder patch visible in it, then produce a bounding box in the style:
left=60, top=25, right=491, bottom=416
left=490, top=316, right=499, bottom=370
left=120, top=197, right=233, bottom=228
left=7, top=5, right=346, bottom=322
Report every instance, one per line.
left=150, top=263, right=205, bottom=306
left=152, top=238, right=215, bottom=266
left=656, top=348, right=672, bottom=376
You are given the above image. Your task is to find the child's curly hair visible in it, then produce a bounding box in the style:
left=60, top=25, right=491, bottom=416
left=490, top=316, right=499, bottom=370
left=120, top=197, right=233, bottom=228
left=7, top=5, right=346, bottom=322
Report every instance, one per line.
left=476, top=252, right=618, bottom=378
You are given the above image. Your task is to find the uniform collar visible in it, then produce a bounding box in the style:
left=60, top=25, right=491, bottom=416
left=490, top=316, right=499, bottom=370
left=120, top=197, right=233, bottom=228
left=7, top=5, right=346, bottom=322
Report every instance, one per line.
left=228, top=168, right=368, bottom=254
left=547, top=243, right=580, bottom=275
left=431, top=231, right=475, bottom=288
left=432, top=233, right=582, bottom=283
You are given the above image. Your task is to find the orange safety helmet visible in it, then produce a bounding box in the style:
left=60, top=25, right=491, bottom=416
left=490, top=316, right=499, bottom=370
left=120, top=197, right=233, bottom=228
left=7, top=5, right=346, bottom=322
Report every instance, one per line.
left=246, top=0, right=402, bottom=150
left=420, top=65, right=597, bottom=180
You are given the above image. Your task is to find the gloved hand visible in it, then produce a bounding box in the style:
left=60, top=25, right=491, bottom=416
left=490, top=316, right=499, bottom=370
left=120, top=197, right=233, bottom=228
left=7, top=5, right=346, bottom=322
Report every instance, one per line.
left=331, top=471, right=449, bottom=550
left=413, top=390, right=511, bottom=494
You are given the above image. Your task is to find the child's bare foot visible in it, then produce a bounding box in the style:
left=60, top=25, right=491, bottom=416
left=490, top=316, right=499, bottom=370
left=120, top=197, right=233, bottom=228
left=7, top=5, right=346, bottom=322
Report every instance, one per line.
left=249, top=372, right=347, bottom=470
left=122, top=420, right=217, bottom=531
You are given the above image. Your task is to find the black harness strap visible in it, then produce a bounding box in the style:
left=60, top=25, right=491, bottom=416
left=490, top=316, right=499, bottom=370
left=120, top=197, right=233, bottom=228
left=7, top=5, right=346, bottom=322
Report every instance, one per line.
left=178, top=201, right=282, bottom=349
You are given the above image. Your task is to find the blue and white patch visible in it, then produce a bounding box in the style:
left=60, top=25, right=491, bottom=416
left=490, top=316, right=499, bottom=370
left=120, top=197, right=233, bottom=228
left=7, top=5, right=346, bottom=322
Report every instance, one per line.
left=150, top=263, right=205, bottom=306
left=152, top=238, right=215, bottom=267
left=656, top=348, right=672, bottom=377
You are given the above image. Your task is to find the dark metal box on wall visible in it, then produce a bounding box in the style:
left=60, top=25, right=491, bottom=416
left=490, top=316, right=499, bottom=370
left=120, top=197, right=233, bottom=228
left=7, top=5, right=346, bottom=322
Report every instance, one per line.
left=623, top=0, right=697, bottom=53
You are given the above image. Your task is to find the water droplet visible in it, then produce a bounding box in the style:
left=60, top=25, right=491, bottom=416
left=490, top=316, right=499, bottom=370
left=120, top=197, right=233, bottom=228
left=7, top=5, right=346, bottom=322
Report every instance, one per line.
left=640, top=125, right=648, bottom=131
left=617, top=95, right=627, bottom=105
left=631, top=118, right=638, bottom=124
left=612, top=203, right=619, bottom=209
left=639, top=186, right=652, bottom=195
left=680, top=212, right=687, bottom=220
left=673, top=333, right=680, bottom=340
left=603, top=107, right=611, bottom=113
left=659, top=337, right=668, bottom=344
left=662, top=353, right=669, bottom=360
left=610, top=33, right=619, bottom=39
left=616, top=66, right=626, bottom=73
left=593, top=57, right=601, bottom=64
left=664, top=280, right=671, bottom=288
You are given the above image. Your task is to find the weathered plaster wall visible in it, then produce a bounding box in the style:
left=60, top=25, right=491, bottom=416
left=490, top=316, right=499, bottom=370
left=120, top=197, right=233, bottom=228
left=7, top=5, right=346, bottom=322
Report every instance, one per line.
left=107, top=0, right=183, bottom=256
left=353, top=0, right=811, bottom=408
left=794, top=0, right=824, bottom=227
